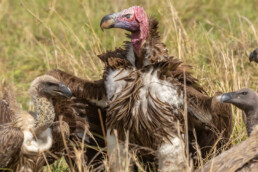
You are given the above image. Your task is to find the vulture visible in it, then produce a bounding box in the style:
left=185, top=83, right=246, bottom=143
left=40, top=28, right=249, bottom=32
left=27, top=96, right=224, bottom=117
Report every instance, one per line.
left=249, top=48, right=258, bottom=63
left=196, top=88, right=258, bottom=172
left=99, top=6, right=232, bottom=171
left=46, top=70, right=106, bottom=170
left=47, top=6, right=232, bottom=171
left=0, top=75, right=71, bottom=172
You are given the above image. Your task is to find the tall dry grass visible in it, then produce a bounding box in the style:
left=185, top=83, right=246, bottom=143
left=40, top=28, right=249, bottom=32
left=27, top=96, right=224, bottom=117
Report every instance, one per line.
left=0, top=0, right=257, bottom=171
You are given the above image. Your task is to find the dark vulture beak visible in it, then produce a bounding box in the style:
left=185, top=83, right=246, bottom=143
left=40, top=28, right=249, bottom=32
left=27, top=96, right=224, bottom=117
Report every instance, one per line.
left=100, top=12, right=120, bottom=31
left=249, top=51, right=254, bottom=62
left=55, top=84, right=73, bottom=98
left=217, top=92, right=236, bottom=103
left=42, top=82, right=73, bottom=98
left=100, top=14, right=114, bottom=31
left=249, top=48, right=258, bottom=62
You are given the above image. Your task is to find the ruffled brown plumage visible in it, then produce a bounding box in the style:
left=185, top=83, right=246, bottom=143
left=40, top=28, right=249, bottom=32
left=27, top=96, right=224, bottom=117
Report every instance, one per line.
left=45, top=16, right=232, bottom=171
left=47, top=69, right=106, bottom=102
left=0, top=77, right=71, bottom=172
left=99, top=18, right=232, bottom=162
left=46, top=70, right=106, bottom=169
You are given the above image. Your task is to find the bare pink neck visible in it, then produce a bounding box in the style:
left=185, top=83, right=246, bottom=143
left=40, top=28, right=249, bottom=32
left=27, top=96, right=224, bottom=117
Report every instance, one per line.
left=131, top=32, right=142, bottom=57
left=131, top=19, right=149, bottom=57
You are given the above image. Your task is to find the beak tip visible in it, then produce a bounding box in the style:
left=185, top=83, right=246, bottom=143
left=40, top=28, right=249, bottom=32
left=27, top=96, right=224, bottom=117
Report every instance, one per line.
left=100, top=14, right=115, bottom=31
left=59, top=84, right=73, bottom=98
left=217, top=93, right=233, bottom=103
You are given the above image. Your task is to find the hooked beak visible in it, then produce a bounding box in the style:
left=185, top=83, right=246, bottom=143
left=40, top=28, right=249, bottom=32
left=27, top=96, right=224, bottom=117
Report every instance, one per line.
left=217, top=92, right=236, bottom=103
left=249, top=52, right=255, bottom=62
left=100, top=12, right=119, bottom=31
left=54, top=84, right=73, bottom=98
left=249, top=48, right=258, bottom=62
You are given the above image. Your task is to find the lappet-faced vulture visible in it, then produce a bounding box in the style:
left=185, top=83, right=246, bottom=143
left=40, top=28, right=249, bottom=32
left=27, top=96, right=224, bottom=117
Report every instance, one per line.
left=98, top=6, right=233, bottom=171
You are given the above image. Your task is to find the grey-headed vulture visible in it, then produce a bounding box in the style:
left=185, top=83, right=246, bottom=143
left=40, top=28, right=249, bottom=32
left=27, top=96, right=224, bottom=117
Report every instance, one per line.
left=0, top=75, right=71, bottom=171
left=197, top=88, right=258, bottom=172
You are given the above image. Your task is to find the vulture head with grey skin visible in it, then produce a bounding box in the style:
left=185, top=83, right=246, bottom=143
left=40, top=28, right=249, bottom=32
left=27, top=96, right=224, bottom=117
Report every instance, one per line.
left=249, top=48, right=258, bottom=63
left=217, top=88, right=258, bottom=136
left=0, top=75, right=72, bottom=171
left=195, top=88, right=258, bottom=172
left=29, top=75, right=72, bottom=135
left=99, top=6, right=232, bottom=171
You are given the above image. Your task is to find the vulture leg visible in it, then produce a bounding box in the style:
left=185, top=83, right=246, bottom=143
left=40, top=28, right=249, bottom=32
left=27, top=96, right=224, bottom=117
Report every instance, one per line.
left=106, top=129, right=128, bottom=172
left=157, top=137, right=186, bottom=172
left=0, top=126, right=24, bottom=168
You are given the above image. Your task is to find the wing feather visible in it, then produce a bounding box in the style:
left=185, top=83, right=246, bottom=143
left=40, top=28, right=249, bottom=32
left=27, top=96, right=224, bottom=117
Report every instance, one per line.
left=50, top=90, right=106, bottom=169
left=186, top=87, right=232, bottom=156
left=47, top=69, right=106, bottom=105
left=159, top=59, right=232, bottom=156
left=0, top=126, right=24, bottom=168
left=0, top=86, right=19, bottom=124
left=2, top=87, right=19, bottom=113
left=47, top=69, right=106, bottom=163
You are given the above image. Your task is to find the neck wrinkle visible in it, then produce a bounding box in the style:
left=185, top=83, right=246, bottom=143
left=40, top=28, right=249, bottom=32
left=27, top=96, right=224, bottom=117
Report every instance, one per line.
left=245, top=109, right=258, bottom=136
left=131, top=31, right=142, bottom=57
left=131, top=31, right=144, bottom=69
left=131, top=18, right=149, bottom=62
left=32, top=94, right=55, bottom=134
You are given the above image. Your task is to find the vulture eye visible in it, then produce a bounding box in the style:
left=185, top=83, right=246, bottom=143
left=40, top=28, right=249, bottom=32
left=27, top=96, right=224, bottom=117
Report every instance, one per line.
left=241, top=92, right=248, bottom=95
left=45, top=82, right=57, bottom=87
left=124, top=14, right=132, bottom=19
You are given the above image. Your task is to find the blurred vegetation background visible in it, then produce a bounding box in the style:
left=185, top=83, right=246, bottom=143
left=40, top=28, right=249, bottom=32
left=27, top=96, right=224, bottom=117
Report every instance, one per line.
left=0, top=0, right=257, bottom=171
